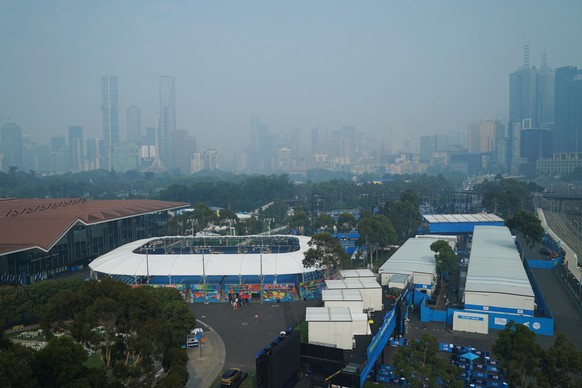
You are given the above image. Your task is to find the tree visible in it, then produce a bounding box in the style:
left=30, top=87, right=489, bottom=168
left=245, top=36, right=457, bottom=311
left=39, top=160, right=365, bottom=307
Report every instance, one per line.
left=357, top=214, right=396, bottom=248
left=393, top=333, right=462, bottom=388
left=430, top=240, right=457, bottom=276
left=41, top=279, right=195, bottom=387
left=505, top=211, right=544, bottom=249
left=539, top=332, right=582, bottom=387
left=337, top=212, right=356, bottom=233
left=289, top=211, right=311, bottom=234
left=357, top=214, right=396, bottom=269
left=313, top=213, right=336, bottom=233
left=32, top=336, right=96, bottom=388
left=302, top=233, right=349, bottom=279
left=380, top=190, right=421, bottom=244
left=492, top=320, right=544, bottom=387
left=0, top=342, right=38, bottom=387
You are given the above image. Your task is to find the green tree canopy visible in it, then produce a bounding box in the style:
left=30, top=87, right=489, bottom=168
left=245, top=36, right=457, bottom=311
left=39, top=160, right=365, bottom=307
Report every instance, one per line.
left=41, top=279, right=195, bottom=386
left=289, top=211, right=311, bottom=232
left=303, top=233, right=349, bottom=279
left=492, top=320, right=544, bottom=387
left=505, top=211, right=544, bottom=249
left=313, top=213, right=336, bottom=233
left=337, top=212, right=356, bottom=233
left=380, top=190, right=421, bottom=244
left=393, top=333, right=462, bottom=388
left=32, top=336, right=101, bottom=388
left=357, top=214, right=396, bottom=248
left=539, top=332, right=582, bottom=387
left=430, top=240, right=458, bottom=275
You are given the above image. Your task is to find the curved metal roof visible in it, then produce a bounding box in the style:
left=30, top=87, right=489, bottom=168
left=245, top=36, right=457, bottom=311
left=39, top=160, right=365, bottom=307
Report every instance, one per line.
left=465, top=226, right=534, bottom=297
left=89, top=235, right=317, bottom=277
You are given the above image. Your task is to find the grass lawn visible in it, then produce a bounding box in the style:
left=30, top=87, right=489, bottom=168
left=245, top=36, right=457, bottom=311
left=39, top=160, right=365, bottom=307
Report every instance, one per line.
left=294, top=320, right=308, bottom=343
left=86, top=353, right=103, bottom=368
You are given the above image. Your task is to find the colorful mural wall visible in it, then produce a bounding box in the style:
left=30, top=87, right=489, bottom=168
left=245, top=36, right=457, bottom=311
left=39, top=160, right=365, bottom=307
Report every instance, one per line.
left=189, top=284, right=221, bottom=303
left=261, top=283, right=296, bottom=302
left=225, top=284, right=261, bottom=303
left=299, top=279, right=326, bottom=300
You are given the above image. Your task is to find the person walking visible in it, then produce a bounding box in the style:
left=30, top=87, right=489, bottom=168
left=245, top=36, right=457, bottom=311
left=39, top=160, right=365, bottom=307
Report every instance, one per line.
left=255, top=313, right=259, bottom=322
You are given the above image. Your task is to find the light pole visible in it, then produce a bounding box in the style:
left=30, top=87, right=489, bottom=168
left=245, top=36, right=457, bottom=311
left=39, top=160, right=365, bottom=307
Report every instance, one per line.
left=202, top=236, right=208, bottom=304
left=189, top=219, right=196, bottom=236
left=260, top=239, right=264, bottom=304
left=265, top=218, right=274, bottom=235
left=145, top=246, right=150, bottom=285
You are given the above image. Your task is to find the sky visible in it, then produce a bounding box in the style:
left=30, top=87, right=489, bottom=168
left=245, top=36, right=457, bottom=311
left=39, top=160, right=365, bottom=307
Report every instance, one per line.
left=1, top=0, right=582, bottom=156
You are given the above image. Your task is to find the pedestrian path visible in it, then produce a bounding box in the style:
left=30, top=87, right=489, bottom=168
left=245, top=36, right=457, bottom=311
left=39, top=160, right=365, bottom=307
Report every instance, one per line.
left=186, top=320, right=226, bottom=388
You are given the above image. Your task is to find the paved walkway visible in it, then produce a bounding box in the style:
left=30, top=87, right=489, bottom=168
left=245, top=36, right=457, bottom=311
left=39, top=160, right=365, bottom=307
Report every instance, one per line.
left=186, top=299, right=320, bottom=387
left=186, top=322, right=226, bottom=388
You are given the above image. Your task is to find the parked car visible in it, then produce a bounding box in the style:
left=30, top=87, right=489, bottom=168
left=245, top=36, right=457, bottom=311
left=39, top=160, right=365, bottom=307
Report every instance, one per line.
left=221, top=368, right=241, bottom=385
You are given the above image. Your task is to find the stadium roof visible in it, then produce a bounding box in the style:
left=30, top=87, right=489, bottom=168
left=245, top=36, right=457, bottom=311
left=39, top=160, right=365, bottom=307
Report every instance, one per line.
left=0, top=198, right=189, bottom=255
left=89, top=235, right=317, bottom=277
left=465, top=226, right=534, bottom=297
left=378, top=238, right=436, bottom=276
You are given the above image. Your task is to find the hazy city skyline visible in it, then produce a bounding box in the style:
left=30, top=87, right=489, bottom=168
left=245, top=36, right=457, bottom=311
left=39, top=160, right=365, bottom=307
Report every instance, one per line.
left=1, top=1, right=582, bottom=157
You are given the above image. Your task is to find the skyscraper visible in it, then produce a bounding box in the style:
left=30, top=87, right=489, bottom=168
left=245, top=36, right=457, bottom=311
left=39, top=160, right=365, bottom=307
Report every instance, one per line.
left=554, top=66, right=582, bottom=155
left=68, top=126, right=84, bottom=172
left=158, top=75, right=176, bottom=168
left=101, top=74, right=120, bottom=170
left=126, top=105, right=141, bottom=144
left=508, top=46, right=554, bottom=173
left=0, top=122, right=23, bottom=172
left=509, top=46, right=554, bottom=130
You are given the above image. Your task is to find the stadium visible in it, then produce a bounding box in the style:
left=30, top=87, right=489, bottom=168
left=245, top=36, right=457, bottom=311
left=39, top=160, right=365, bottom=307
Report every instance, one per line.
left=89, top=234, right=325, bottom=303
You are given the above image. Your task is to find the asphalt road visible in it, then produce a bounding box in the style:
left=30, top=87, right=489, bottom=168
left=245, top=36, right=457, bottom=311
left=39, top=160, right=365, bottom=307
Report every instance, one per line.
left=186, top=298, right=321, bottom=387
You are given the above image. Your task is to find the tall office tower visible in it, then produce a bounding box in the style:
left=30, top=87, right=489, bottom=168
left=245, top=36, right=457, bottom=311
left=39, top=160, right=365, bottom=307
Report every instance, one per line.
left=101, top=74, right=120, bottom=170
left=85, top=138, right=100, bottom=171
left=50, top=135, right=66, bottom=172
left=158, top=75, right=176, bottom=168
left=144, top=127, right=157, bottom=146
left=420, top=134, right=450, bottom=163
left=468, top=120, right=499, bottom=154
left=126, top=105, right=141, bottom=144
left=310, top=126, right=328, bottom=155
left=248, top=116, right=274, bottom=171
left=172, top=129, right=197, bottom=174
left=508, top=46, right=554, bottom=172
left=537, top=52, right=555, bottom=129
left=68, top=126, right=84, bottom=172
left=554, top=66, right=582, bottom=155
left=288, top=127, right=301, bottom=156
left=36, top=145, right=54, bottom=173
left=0, top=122, right=24, bottom=172
left=509, top=46, right=554, bottom=130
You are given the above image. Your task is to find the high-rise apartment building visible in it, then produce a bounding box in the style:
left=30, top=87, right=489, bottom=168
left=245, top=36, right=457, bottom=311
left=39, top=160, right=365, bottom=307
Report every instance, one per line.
left=126, top=105, right=141, bottom=144
left=158, top=75, right=176, bottom=168
left=554, top=66, right=582, bottom=155
left=101, top=74, right=120, bottom=170
left=68, top=126, right=84, bottom=172
left=1, top=122, right=24, bottom=172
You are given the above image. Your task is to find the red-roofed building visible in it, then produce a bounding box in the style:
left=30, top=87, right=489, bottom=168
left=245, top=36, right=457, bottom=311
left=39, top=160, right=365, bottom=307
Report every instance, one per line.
left=0, top=198, right=189, bottom=284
